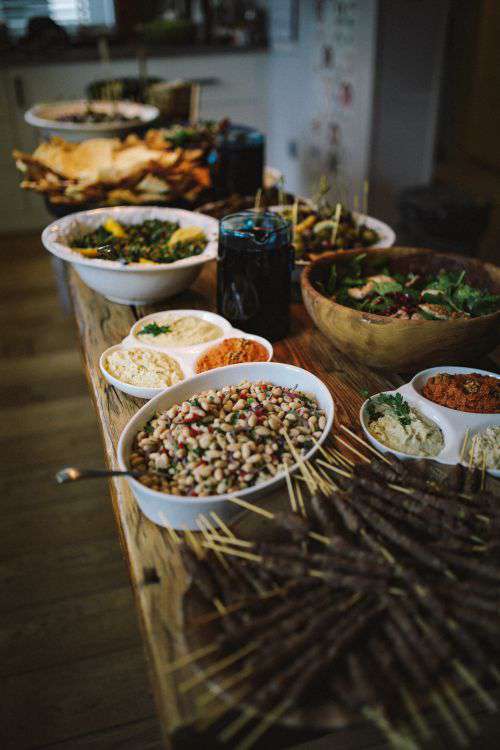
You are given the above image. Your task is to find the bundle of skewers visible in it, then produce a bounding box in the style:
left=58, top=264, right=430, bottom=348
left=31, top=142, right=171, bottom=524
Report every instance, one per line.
left=165, top=427, right=500, bottom=750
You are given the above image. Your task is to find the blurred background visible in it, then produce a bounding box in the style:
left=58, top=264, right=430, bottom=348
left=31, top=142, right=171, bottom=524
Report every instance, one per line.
left=1, top=0, right=499, bottom=259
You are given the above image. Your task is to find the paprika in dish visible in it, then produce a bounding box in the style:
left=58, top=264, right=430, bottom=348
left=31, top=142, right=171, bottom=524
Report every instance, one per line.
left=195, top=338, right=269, bottom=373
left=422, top=373, right=500, bottom=413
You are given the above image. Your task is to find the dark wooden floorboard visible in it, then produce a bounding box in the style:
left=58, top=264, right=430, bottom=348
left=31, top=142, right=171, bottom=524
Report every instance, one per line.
left=0, top=235, right=159, bottom=749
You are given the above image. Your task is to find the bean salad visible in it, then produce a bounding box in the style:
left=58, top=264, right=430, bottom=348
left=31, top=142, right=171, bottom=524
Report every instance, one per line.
left=130, top=380, right=327, bottom=496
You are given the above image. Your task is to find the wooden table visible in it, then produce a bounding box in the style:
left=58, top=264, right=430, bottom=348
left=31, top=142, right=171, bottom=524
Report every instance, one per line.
left=68, top=262, right=499, bottom=750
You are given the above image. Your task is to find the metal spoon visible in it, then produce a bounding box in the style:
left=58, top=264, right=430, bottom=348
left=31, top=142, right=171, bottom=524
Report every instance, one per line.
left=56, top=467, right=152, bottom=484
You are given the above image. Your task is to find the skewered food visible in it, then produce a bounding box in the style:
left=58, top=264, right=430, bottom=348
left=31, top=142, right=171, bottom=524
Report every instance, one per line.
left=272, top=203, right=380, bottom=261
left=366, top=393, right=444, bottom=457
left=69, top=218, right=208, bottom=264
left=319, top=255, right=500, bottom=319
left=177, top=437, right=500, bottom=750
left=422, top=373, right=500, bottom=413
left=129, top=380, right=327, bottom=496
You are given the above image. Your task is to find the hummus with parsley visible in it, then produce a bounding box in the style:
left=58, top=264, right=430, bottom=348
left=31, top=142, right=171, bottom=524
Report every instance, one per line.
left=367, top=393, right=444, bottom=457
left=135, top=315, right=222, bottom=347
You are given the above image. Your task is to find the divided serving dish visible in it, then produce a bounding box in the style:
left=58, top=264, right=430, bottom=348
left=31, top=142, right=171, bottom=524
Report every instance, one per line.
left=361, top=365, right=500, bottom=477
left=100, top=309, right=273, bottom=399
left=117, top=361, right=335, bottom=529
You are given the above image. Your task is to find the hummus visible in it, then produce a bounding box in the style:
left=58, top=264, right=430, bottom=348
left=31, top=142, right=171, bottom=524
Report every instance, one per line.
left=367, top=397, right=444, bottom=457
left=135, top=315, right=222, bottom=347
left=105, top=348, right=184, bottom=388
left=470, top=426, right=500, bottom=469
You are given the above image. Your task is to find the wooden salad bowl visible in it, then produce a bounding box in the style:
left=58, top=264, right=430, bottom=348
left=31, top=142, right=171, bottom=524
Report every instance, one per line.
left=301, top=246, right=500, bottom=372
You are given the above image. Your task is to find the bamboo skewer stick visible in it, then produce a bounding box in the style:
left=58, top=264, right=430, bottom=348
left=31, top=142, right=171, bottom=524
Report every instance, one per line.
left=294, top=478, right=306, bottom=517
left=254, top=188, right=262, bottom=211
left=340, top=424, right=392, bottom=464
left=460, top=429, right=470, bottom=464
left=363, top=179, right=370, bottom=215
left=227, top=496, right=274, bottom=519
left=284, top=469, right=298, bottom=513
left=202, top=541, right=262, bottom=563
left=180, top=641, right=258, bottom=693
left=334, top=434, right=371, bottom=463
left=197, top=515, right=229, bottom=571
left=210, top=511, right=235, bottom=539
left=330, top=202, right=342, bottom=247
left=235, top=699, right=290, bottom=750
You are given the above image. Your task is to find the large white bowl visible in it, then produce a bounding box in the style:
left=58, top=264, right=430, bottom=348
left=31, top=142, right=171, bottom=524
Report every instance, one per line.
left=25, top=100, right=159, bottom=141
left=117, top=362, right=335, bottom=529
left=41, top=206, right=219, bottom=304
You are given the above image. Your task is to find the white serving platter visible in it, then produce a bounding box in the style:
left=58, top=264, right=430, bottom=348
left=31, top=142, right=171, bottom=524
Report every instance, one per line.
left=360, top=365, right=500, bottom=477
left=100, top=308, right=273, bottom=400
left=117, top=361, right=335, bottom=528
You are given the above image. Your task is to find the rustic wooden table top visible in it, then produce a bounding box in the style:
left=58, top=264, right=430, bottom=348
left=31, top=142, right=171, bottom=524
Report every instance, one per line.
left=68, top=261, right=499, bottom=750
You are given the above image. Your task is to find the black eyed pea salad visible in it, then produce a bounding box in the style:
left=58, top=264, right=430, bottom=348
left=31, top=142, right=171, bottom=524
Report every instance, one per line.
left=130, top=380, right=327, bottom=496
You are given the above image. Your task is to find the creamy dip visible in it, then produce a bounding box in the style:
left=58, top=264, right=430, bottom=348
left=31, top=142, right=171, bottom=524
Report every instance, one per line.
left=105, top=348, right=184, bottom=388
left=470, top=426, right=500, bottom=469
left=135, top=315, right=222, bottom=347
left=368, top=400, right=444, bottom=457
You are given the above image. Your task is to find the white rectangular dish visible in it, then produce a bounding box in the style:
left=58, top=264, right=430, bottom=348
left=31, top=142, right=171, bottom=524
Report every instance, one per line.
left=360, top=365, right=500, bottom=477
left=117, top=362, right=334, bottom=529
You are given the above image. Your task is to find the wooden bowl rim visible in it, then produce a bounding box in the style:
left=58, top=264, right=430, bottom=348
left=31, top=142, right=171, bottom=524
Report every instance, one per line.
left=301, top=246, right=500, bottom=326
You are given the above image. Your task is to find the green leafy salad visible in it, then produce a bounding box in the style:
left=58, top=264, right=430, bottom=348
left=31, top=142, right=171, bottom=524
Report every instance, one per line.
left=320, top=254, right=500, bottom=319
left=70, top=218, right=207, bottom=264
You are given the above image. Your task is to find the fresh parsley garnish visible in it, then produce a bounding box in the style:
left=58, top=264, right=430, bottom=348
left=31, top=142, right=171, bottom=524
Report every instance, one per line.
left=137, top=322, right=172, bottom=337
left=368, top=393, right=412, bottom=427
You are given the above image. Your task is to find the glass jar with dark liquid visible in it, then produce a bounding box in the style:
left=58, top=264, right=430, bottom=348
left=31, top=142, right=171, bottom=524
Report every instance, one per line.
left=217, top=211, right=293, bottom=342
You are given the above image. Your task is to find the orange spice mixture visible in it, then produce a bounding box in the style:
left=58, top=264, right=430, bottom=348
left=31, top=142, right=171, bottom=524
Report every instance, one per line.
left=195, top=338, right=269, bottom=373
left=422, top=373, right=500, bottom=413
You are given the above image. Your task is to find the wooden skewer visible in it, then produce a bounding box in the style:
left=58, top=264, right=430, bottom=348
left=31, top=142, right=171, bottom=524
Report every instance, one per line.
left=363, top=179, right=369, bottom=215
left=159, top=512, right=181, bottom=544
left=341, top=424, right=392, bottom=465
left=206, top=534, right=254, bottom=549
left=294, top=478, right=306, bottom=517
left=316, top=458, right=352, bottom=479
left=460, top=428, right=470, bottom=464
left=330, top=447, right=354, bottom=468
left=165, top=642, right=219, bottom=675
left=292, top=198, right=299, bottom=230
left=183, top=526, right=203, bottom=558
left=334, top=434, right=370, bottom=463
left=235, top=699, right=290, bottom=750
left=330, top=202, right=342, bottom=247
left=227, top=496, right=274, bottom=519
left=202, top=541, right=262, bottom=563
left=254, top=188, right=262, bottom=211
left=481, top=447, right=487, bottom=491
left=197, top=514, right=229, bottom=570
left=180, top=641, right=258, bottom=693
left=283, top=432, right=316, bottom=491
left=284, top=469, right=298, bottom=513
left=196, top=663, right=255, bottom=709
left=210, top=511, right=235, bottom=539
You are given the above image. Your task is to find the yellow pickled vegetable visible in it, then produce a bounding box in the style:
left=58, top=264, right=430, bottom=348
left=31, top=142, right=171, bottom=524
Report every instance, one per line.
left=168, top=226, right=206, bottom=246
left=294, top=215, right=316, bottom=234
left=73, top=247, right=98, bottom=257
left=138, top=258, right=157, bottom=264
left=104, top=218, right=126, bottom=238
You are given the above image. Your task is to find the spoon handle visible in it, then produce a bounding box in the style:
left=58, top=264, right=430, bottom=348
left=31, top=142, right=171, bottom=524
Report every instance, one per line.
left=56, top=467, right=137, bottom=484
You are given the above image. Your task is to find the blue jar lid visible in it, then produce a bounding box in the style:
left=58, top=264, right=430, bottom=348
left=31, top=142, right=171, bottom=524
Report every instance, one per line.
left=220, top=210, right=291, bottom=247
left=216, top=124, right=264, bottom=149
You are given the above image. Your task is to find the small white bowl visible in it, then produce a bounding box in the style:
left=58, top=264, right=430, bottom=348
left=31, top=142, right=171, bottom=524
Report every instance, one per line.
left=25, top=100, right=159, bottom=141
left=117, top=362, right=334, bottom=528
left=100, top=344, right=187, bottom=401
left=41, top=206, right=218, bottom=304
left=129, top=309, right=232, bottom=350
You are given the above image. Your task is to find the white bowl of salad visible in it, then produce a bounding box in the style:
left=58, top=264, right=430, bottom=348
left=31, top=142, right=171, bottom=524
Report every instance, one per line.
left=41, top=206, right=218, bottom=304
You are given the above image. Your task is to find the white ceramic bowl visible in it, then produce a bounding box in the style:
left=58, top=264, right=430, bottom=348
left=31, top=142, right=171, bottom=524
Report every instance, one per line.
left=117, top=362, right=335, bottom=528
left=360, top=365, right=500, bottom=476
left=41, top=206, right=218, bottom=304
left=25, top=100, right=159, bottom=141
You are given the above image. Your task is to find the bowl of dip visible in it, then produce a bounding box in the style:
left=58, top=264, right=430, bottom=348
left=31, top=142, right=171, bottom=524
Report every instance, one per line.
left=100, top=345, right=185, bottom=400
left=129, top=310, right=231, bottom=349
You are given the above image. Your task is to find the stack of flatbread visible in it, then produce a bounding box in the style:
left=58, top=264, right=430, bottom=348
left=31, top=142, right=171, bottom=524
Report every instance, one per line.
left=13, top=130, right=212, bottom=206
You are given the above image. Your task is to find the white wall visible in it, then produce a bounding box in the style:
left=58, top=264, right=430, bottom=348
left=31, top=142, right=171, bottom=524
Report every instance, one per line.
left=265, top=0, right=378, bottom=201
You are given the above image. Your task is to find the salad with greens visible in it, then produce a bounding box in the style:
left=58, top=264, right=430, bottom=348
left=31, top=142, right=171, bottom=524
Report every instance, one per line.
left=319, top=254, right=500, bottom=319
left=69, top=218, right=207, bottom=264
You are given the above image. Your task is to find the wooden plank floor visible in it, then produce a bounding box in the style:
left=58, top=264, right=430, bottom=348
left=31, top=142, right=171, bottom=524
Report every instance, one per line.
left=0, top=234, right=162, bottom=750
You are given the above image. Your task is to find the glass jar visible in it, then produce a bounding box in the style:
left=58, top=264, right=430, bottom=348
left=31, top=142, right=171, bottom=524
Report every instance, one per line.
left=209, top=125, right=264, bottom=198
left=217, top=210, right=293, bottom=341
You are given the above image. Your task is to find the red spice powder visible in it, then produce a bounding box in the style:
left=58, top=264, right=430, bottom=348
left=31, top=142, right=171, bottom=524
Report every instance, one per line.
left=196, top=338, right=269, bottom=373
left=422, top=373, right=500, bottom=413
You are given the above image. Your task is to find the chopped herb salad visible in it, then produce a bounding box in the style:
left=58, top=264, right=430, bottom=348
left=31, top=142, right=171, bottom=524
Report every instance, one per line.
left=69, top=217, right=208, bottom=264
left=319, top=254, right=500, bottom=320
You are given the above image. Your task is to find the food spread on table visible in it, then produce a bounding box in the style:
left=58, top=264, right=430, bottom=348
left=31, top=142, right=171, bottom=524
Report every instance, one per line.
left=13, top=126, right=219, bottom=206
left=104, top=347, right=184, bottom=388
left=320, top=254, right=500, bottom=319
left=195, top=337, right=269, bottom=372
left=422, top=372, right=500, bottom=413
left=69, top=218, right=208, bottom=263
left=54, top=104, right=140, bottom=124
left=274, top=202, right=380, bottom=261
left=366, top=392, right=444, bottom=456
left=130, top=380, right=326, bottom=495
left=135, top=314, right=222, bottom=346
